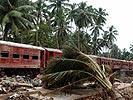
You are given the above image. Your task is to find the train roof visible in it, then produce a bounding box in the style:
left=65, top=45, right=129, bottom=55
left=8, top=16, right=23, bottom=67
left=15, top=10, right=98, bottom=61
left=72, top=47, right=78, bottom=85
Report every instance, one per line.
left=89, top=55, right=132, bottom=62
left=45, top=48, right=62, bottom=53
left=0, top=41, right=45, bottom=50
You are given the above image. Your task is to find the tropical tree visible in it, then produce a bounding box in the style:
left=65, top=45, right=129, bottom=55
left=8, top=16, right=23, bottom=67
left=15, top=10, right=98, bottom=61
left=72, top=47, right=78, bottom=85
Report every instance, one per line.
left=69, top=30, right=92, bottom=54
left=109, top=44, right=121, bottom=59
left=73, top=2, right=93, bottom=49
left=44, top=46, right=112, bottom=88
left=105, top=25, right=118, bottom=48
left=68, top=3, right=77, bottom=27
left=48, top=0, right=71, bottom=49
left=43, top=46, right=125, bottom=100
left=121, top=48, right=131, bottom=60
left=101, top=32, right=109, bottom=51
left=0, top=0, right=35, bottom=41
left=32, top=0, right=50, bottom=45
left=74, top=2, right=93, bottom=30
left=90, top=8, right=108, bottom=55
left=129, top=44, right=133, bottom=53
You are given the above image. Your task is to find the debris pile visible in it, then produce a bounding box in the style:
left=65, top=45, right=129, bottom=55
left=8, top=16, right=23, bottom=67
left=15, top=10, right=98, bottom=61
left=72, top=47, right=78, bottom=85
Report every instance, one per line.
left=4, top=93, right=39, bottom=100
left=0, top=75, right=132, bottom=100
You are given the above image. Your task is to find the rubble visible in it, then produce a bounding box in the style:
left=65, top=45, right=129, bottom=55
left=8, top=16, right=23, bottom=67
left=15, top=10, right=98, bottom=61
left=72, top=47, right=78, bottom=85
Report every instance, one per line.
left=0, top=75, right=132, bottom=100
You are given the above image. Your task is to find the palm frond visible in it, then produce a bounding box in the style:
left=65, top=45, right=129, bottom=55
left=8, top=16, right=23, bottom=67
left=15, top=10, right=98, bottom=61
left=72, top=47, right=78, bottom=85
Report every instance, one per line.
left=0, top=5, right=5, bottom=11
left=44, top=46, right=112, bottom=89
left=8, top=10, right=22, bottom=18
left=17, top=5, right=35, bottom=11
left=2, top=14, right=9, bottom=25
left=45, top=58, right=93, bottom=74
left=44, top=70, right=94, bottom=88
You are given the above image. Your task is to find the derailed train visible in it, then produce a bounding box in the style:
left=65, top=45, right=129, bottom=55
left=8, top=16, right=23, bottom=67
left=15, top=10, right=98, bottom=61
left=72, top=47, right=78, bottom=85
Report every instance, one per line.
left=89, top=55, right=133, bottom=70
left=0, top=41, right=62, bottom=75
left=0, top=41, right=132, bottom=76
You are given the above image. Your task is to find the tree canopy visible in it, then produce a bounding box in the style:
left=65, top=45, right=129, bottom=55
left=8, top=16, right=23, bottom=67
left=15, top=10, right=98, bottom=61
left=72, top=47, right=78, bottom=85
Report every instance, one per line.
left=0, top=0, right=132, bottom=61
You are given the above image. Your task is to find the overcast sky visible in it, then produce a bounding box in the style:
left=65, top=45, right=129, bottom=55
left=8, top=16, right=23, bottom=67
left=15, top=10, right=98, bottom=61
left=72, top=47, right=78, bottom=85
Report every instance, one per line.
left=70, top=0, right=133, bottom=50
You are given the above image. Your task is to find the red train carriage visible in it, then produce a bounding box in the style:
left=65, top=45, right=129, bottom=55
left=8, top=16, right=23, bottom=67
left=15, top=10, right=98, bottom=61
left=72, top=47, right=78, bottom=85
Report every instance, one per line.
left=112, top=59, right=122, bottom=69
left=45, top=48, right=63, bottom=61
left=121, top=61, right=130, bottom=69
left=100, top=57, right=113, bottom=68
left=88, top=55, right=133, bottom=70
left=45, top=48, right=63, bottom=65
left=129, top=61, right=133, bottom=69
left=89, top=55, right=113, bottom=68
left=0, top=41, right=45, bottom=69
left=0, top=40, right=133, bottom=76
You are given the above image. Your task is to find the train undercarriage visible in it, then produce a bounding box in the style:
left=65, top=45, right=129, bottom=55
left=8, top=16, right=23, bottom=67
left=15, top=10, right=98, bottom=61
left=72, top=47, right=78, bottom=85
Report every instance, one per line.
left=0, top=68, right=41, bottom=78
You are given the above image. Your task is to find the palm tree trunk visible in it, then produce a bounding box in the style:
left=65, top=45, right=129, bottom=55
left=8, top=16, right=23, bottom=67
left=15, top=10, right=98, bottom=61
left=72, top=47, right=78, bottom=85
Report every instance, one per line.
left=20, top=32, right=23, bottom=43
left=35, top=31, right=39, bottom=46
left=78, top=28, right=80, bottom=50
left=56, top=32, right=59, bottom=49
left=3, top=24, right=9, bottom=41
left=108, top=89, right=125, bottom=100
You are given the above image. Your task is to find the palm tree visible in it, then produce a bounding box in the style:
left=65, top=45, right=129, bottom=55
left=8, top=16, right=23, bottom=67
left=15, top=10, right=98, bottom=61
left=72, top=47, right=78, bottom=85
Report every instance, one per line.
left=90, top=8, right=108, bottom=55
left=106, top=25, right=118, bottom=48
left=44, top=46, right=112, bottom=89
left=74, top=2, right=92, bottom=29
left=0, top=0, right=35, bottom=41
left=101, top=32, right=109, bottom=50
left=73, top=2, right=93, bottom=49
left=43, top=46, right=125, bottom=100
left=129, top=44, right=133, bottom=53
left=121, top=48, right=131, bottom=60
left=68, top=3, right=77, bottom=27
left=110, top=44, right=121, bottom=59
left=48, top=0, right=70, bottom=15
left=48, top=0, right=71, bottom=49
left=32, top=0, right=49, bottom=45
left=69, top=30, right=92, bottom=54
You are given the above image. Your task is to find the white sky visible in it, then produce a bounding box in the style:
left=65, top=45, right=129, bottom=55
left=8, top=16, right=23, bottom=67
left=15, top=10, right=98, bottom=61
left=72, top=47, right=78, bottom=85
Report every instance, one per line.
left=70, top=0, right=133, bottom=50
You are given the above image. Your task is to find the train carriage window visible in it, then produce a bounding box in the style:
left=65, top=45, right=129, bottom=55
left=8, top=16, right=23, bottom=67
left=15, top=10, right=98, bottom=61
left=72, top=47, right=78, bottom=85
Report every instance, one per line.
left=23, top=53, right=29, bottom=59
left=13, top=53, right=20, bottom=59
left=32, top=55, right=38, bottom=60
left=50, top=52, right=53, bottom=59
left=0, top=51, right=9, bottom=58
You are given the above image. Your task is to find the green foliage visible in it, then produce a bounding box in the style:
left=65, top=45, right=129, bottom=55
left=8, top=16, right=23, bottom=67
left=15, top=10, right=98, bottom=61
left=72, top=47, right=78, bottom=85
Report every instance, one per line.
left=44, top=47, right=112, bottom=89
left=0, top=0, right=35, bottom=41
left=0, top=0, right=124, bottom=60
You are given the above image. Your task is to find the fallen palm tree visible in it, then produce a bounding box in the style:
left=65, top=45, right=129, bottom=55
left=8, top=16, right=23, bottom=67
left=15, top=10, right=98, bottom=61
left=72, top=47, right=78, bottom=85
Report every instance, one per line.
left=43, top=46, right=125, bottom=100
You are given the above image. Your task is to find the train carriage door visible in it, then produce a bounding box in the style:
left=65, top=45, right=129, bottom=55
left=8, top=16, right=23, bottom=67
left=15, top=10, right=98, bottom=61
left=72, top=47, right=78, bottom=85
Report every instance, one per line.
left=49, top=51, right=53, bottom=59
left=45, top=50, right=48, bottom=65
left=97, top=58, right=101, bottom=65
left=40, top=50, right=45, bottom=68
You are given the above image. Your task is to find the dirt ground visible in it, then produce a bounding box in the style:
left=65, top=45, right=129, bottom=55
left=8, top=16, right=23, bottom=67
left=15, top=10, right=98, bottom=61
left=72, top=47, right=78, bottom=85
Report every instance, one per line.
left=0, top=75, right=133, bottom=100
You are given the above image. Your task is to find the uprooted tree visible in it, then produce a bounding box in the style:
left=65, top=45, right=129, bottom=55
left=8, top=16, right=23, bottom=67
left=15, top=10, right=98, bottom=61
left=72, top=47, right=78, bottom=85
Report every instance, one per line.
left=43, top=46, right=125, bottom=100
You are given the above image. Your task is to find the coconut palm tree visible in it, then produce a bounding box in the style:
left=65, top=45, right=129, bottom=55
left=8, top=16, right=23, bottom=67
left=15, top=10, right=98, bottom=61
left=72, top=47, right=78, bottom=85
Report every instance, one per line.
left=69, top=30, right=92, bottom=54
left=43, top=46, right=125, bottom=100
left=129, top=44, right=133, bottom=53
left=68, top=3, right=77, bottom=27
left=48, top=0, right=70, bottom=15
left=106, top=25, right=118, bottom=48
left=44, top=46, right=112, bottom=89
left=0, top=0, right=35, bottom=41
left=32, top=0, right=50, bottom=46
left=109, top=44, right=121, bottom=59
left=48, top=0, right=71, bottom=49
left=90, top=8, right=108, bottom=55
left=74, top=2, right=92, bottom=29
left=73, top=2, right=93, bottom=49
